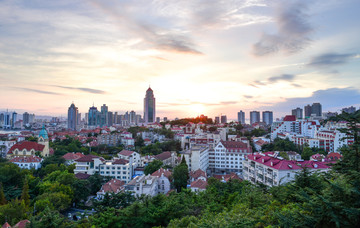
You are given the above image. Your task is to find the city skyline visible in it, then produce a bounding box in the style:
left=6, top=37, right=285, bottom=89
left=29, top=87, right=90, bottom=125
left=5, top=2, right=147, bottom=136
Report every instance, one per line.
left=0, top=0, right=360, bottom=118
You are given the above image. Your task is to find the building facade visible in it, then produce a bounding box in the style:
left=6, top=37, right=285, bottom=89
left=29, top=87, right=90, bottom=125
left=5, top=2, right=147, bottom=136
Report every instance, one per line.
left=262, top=111, right=273, bottom=125
left=237, top=111, right=245, bottom=124
left=144, top=87, right=156, bottom=123
left=68, top=103, right=78, bottom=130
left=250, top=111, right=260, bottom=124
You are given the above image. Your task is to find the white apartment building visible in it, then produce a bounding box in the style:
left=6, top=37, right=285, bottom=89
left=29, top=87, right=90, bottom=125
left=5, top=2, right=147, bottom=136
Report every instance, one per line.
left=73, top=155, right=104, bottom=175
left=99, top=159, right=132, bottom=183
left=182, top=146, right=209, bottom=172
left=210, top=140, right=252, bottom=175
left=243, top=153, right=330, bottom=187
left=10, top=156, right=42, bottom=170
left=125, top=174, right=159, bottom=197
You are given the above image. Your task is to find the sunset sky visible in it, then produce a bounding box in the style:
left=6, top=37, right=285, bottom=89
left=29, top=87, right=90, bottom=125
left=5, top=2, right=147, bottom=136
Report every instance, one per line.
left=0, top=0, right=360, bottom=119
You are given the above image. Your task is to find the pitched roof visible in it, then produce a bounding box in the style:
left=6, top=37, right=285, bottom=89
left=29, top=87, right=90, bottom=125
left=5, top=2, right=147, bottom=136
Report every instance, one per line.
left=119, top=150, right=135, bottom=156
left=326, top=152, right=342, bottom=161
left=151, top=168, right=172, bottom=178
left=8, top=141, right=45, bottom=154
left=154, top=151, right=171, bottom=161
left=13, top=220, right=30, bottom=228
left=190, top=169, right=207, bottom=180
left=63, top=152, right=85, bottom=160
left=10, top=156, right=42, bottom=163
left=75, top=173, right=91, bottom=179
left=2, top=222, right=11, bottom=228
left=98, top=179, right=125, bottom=194
left=190, top=179, right=208, bottom=189
left=283, top=115, right=296, bottom=121
left=112, top=159, right=129, bottom=165
left=220, top=140, right=249, bottom=149
left=213, top=173, right=241, bottom=182
left=75, top=154, right=100, bottom=162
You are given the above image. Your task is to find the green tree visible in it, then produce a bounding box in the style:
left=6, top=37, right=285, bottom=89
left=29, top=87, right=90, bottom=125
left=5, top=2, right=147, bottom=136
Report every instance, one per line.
left=301, top=146, right=314, bottom=160
left=21, top=178, right=30, bottom=208
left=144, top=160, right=163, bottom=175
left=0, top=183, right=6, bottom=205
left=173, top=161, right=189, bottom=192
left=135, top=135, right=145, bottom=147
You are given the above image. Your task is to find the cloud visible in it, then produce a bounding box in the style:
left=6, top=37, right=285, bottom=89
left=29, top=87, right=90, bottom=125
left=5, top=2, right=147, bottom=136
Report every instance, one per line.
left=10, top=87, right=61, bottom=95
left=244, top=95, right=253, bottom=99
left=54, top=85, right=106, bottom=94
left=308, top=53, right=356, bottom=67
left=268, top=87, right=360, bottom=113
left=250, top=74, right=296, bottom=87
left=252, top=0, right=313, bottom=56
left=158, top=100, right=238, bottom=107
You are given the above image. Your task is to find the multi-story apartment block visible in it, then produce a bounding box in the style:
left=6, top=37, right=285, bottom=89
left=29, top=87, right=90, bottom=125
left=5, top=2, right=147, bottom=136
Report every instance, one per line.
left=99, top=159, right=132, bottom=183
left=292, top=107, right=303, bottom=119
left=182, top=146, right=209, bottom=172
left=97, top=133, right=121, bottom=146
left=250, top=111, right=260, bottom=124
left=125, top=175, right=159, bottom=197
left=73, top=155, right=104, bottom=175
left=210, top=140, right=252, bottom=175
left=243, top=152, right=330, bottom=187
left=237, top=110, right=245, bottom=124
left=262, top=111, right=273, bottom=125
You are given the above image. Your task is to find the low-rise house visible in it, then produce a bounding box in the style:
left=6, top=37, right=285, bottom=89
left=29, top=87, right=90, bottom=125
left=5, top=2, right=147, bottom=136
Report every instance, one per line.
left=154, top=151, right=177, bottom=167
left=97, top=179, right=125, bottom=199
left=189, top=169, right=207, bottom=182
left=75, top=173, right=91, bottom=180
left=118, top=150, right=141, bottom=167
left=151, top=168, right=172, bottom=194
left=63, top=152, right=85, bottom=165
left=10, top=156, right=42, bottom=170
left=125, top=174, right=159, bottom=197
left=73, top=155, right=104, bottom=175
left=243, top=152, right=330, bottom=187
left=190, top=179, right=208, bottom=192
left=326, top=152, right=342, bottom=161
left=213, top=173, right=241, bottom=182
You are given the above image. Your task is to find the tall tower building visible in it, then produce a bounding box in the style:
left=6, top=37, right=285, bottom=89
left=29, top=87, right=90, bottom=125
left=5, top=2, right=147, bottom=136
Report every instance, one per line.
left=250, top=111, right=260, bottom=125
left=221, top=115, right=227, bottom=124
left=292, top=107, right=303, bottom=119
left=262, top=111, right=273, bottom=125
left=100, top=104, right=108, bottom=127
left=144, top=87, right=156, bottom=123
left=67, top=103, right=78, bottom=130
left=237, top=110, right=245, bottom=124
left=88, top=105, right=98, bottom=126
left=304, top=105, right=312, bottom=118
left=23, top=112, right=30, bottom=125
left=311, top=103, right=322, bottom=117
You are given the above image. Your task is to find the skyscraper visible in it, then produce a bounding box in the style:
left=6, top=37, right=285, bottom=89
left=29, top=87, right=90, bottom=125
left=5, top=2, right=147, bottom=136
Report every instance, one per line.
left=221, top=115, right=227, bottom=124
left=67, top=103, right=78, bottom=130
left=311, top=103, right=322, bottom=117
left=304, top=105, right=312, bottom=118
left=250, top=111, right=260, bottom=124
left=237, top=110, right=245, bottom=124
left=262, top=111, right=273, bottom=125
left=23, top=112, right=29, bottom=125
left=292, top=107, right=303, bottom=119
left=100, top=104, right=108, bottom=127
left=88, top=105, right=98, bottom=126
left=144, top=87, right=156, bottom=123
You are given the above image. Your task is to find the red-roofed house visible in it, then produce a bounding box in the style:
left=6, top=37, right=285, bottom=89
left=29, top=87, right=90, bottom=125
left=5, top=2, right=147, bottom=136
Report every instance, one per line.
left=7, top=141, right=46, bottom=158
left=118, top=150, right=141, bottom=167
left=154, top=151, right=177, bottom=167
left=151, top=168, right=172, bottom=194
left=10, top=156, right=43, bottom=170
left=97, top=179, right=125, bottom=199
left=13, top=220, right=30, bottom=228
left=190, top=179, right=208, bottom=192
left=326, top=152, right=342, bottom=161
left=63, top=152, right=85, bottom=165
left=213, top=173, right=241, bottom=182
left=244, top=152, right=330, bottom=186
left=189, top=169, right=207, bottom=182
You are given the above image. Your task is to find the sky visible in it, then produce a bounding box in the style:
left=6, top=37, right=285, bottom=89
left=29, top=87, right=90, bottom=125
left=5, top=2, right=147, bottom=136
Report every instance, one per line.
left=0, top=0, right=360, bottom=120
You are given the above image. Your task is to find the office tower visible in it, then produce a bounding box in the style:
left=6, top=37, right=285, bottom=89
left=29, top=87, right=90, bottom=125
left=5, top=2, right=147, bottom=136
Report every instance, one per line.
left=163, top=117, right=168, bottom=122
left=136, top=114, right=142, bottom=124
left=304, top=105, right=312, bottom=118
left=221, top=115, right=227, bottom=124
left=88, top=105, right=98, bottom=126
left=10, top=112, right=17, bottom=128
left=67, top=103, right=78, bottom=130
left=108, top=112, right=113, bottom=126
left=250, top=111, right=260, bottom=124
left=85, top=113, right=89, bottom=124
left=114, top=112, right=118, bottom=124
left=29, top=114, right=35, bottom=124
left=77, top=113, right=81, bottom=125
left=311, top=103, right=322, bottom=117
left=262, top=111, right=273, bottom=125
left=100, top=104, right=108, bottom=126
left=292, top=107, right=303, bottom=119
left=23, top=112, right=29, bottom=125
left=130, top=111, right=136, bottom=124
left=144, top=87, right=156, bottom=123
left=237, top=110, right=245, bottom=124
left=215, top=116, right=220, bottom=124
left=156, top=117, right=160, bottom=123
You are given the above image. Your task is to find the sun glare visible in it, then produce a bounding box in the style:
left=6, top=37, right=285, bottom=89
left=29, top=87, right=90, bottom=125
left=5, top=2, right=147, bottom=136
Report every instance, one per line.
left=190, top=104, right=206, bottom=115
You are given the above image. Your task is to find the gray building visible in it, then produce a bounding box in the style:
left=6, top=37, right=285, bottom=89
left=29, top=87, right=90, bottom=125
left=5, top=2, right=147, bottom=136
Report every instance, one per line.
left=221, top=115, right=227, bottom=124
left=292, top=107, right=303, bottom=119
left=237, top=111, right=245, bottom=124
left=262, top=111, right=273, bottom=125
left=144, top=87, right=156, bottom=123
left=67, top=103, right=78, bottom=130
left=311, top=103, right=322, bottom=117
left=250, top=111, right=260, bottom=125
left=304, top=105, right=312, bottom=118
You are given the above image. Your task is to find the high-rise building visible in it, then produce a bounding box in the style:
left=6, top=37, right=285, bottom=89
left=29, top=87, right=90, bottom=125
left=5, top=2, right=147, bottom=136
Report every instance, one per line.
left=100, top=104, right=109, bottom=127
left=144, top=87, right=156, bottom=123
left=77, top=113, right=81, bottom=125
left=311, top=103, right=322, bottom=117
left=250, top=111, right=260, bottom=124
left=262, top=111, right=273, bottom=125
left=221, top=115, right=227, bottom=124
left=237, top=111, right=245, bottom=124
left=304, top=105, right=312, bottom=118
left=67, top=103, right=78, bottom=130
left=108, top=112, right=113, bottom=126
left=130, top=111, right=136, bottom=124
left=163, top=117, right=168, bottom=122
left=23, top=112, right=30, bottom=125
left=292, top=107, right=303, bottom=119
left=215, top=116, right=220, bottom=124
left=156, top=117, right=160, bottom=123
left=88, top=105, right=98, bottom=126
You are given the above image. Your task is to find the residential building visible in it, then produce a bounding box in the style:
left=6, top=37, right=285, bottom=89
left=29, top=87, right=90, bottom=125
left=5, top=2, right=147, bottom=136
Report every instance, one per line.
left=182, top=146, right=209, bottom=172
left=221, top=115, right=227, bottom=124
left=151, top=168, right=172, bottom=194
left=292, top=107, right=303, bottom=119
left=144, top=87, right=156, bottom=123
left=215, top=116, right=220, bottom=124
left=312, top=103, right=322, bottom=117
left=125, top=174, right=159, bottom=197
left=250, top=111, right=260, bottom=124
left=210, top=140, right=252, bottom=175
left=189, top=169, right=207, bottom=182
left=97, top=179, right=125, bottom=199
left=67, top=103, right=78, bottom=130
left=73, top=155, right=104, bottom=175
left=213, top=173, right=241, bottom=182
left=118, top=150, right=141, bottom=168
left=154, top=151, right=178, bottom=167
left=23, top=112, right=30, bottom=125
left=262, top=111, right=273, bottom=125
left=99, top=159, right=132, bottom=183
left=63, top=152, right=85, bottom=165
left=10, top=156, right=42, bottom=170
left=243, top=152, right=330, bottom=187
left=304, top=105, right=312, bottom=118
left=97, top=133, right=121, bottom=146
left=237, top=111, right=245, bottom=124
left=190, top=179, right=208, bottom=192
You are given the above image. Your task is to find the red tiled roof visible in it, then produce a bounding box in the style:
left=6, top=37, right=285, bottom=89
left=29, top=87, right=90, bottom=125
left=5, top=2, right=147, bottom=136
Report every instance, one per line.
left=151, top=168, right=172, bottom=178
left=10, top=156, right=42, bottom=163
left=13, top=220, right=30, bottom=228
left=98, top=179, right=125, bottom=194
left=283, top=115, right=296, bottom=121
left=2, top=222, right=11, bottom=228
left=154, top=151, right=171, bottom=161
left=112, top=159, right=129, bottom=165
left=220, top=140, right=248, bottom=149
left=75, top=173, right=90, bottom=179
left=213, top=173, right=241, bottom=182
left=190, top=169, right=206, bottom=180
left=119, top=150, right=135, bottom=156
left=8, top=141, right=45, bottom=154
left=326, top=152, right=342, bottom=161
left=76, top=155, right=100, bottom=162
left=190, top=179, right=208, bottom=189
left=63, top=152, right=85, bottom=160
